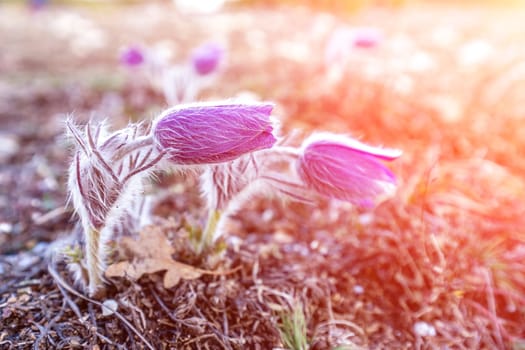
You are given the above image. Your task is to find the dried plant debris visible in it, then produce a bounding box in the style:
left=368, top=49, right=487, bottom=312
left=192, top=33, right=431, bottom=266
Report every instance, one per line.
left=1, top=215, right=364, bottom=349
left=105, top=227, right=210, bottom=289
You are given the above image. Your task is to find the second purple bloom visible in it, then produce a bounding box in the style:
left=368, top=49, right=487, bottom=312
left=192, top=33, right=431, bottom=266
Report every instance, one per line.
left=298, top=134, right=401, bottom=205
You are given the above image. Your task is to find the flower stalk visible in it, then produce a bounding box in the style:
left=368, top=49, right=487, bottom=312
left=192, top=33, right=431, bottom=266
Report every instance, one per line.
left=195, top=210, right=221, bottom=255
left=152, top=101, right=278, bottom=253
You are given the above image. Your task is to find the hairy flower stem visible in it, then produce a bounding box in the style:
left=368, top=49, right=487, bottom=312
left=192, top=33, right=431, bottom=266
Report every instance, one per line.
left=196, top=210, right=221, bottom=255
left=196, top=146, right=305, bottom=251
left=85, top=227, right=104, bottom=296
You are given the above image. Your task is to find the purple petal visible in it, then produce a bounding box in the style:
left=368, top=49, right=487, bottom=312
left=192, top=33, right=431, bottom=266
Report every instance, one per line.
left=191, top=42, right=224, bottom=75
left=120, top=46, right=145, bottom=67
left=298, top=141, right=399, bottom=205
left=327, top=137, right=401, bottom=161
left=154, top=102, right=277, bottom=165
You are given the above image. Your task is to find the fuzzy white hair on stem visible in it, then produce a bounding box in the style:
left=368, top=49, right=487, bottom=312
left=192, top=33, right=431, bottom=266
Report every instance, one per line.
left=65, top=118, right=164, bottom=296
left=198, top=144, right=313, bottom=251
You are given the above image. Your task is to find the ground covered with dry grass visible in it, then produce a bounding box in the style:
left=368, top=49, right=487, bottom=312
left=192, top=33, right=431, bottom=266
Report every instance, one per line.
left=1, top=2, right=525, bottom=349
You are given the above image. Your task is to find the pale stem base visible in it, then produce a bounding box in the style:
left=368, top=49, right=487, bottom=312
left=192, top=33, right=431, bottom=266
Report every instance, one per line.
left=195, top=210, right=221, bottom=255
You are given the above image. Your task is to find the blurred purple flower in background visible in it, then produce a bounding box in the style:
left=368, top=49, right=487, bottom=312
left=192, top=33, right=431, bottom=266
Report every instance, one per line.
left=191, top=42, right=224, bottom=75
left=120, top=46, right=145, bottom=67
left=28, top=0, right=48, bottom=10
left=351, top=27, right=383, bottom=49
left=325, top=26, right=382, bottom=65
left=298, top=133, right=401, bottom=205
left=154, top=102, right=277, bottom=165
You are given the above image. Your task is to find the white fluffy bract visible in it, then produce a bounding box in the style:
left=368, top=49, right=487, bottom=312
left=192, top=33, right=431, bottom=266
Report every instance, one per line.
left=66, top=120, right=163, bottom=295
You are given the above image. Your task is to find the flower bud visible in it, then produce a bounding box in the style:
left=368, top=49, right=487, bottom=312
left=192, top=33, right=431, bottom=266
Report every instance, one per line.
left=154, top=102, right=277, bottom=165
left=298, top=133, right=401, bottom=205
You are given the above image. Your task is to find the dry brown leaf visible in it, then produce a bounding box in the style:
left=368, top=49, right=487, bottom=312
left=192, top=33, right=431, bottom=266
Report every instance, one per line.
left=105, top=227, right=208, bottom=288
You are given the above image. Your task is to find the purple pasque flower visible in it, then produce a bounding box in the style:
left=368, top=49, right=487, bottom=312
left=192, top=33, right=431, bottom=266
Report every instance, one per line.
left=297, top=133, right=401, bottom=205
left=190, top=42, right=224, bottom=75
left=154, top=102, right=277, bottom=165
left=120, top=46, right=145, bottom=67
